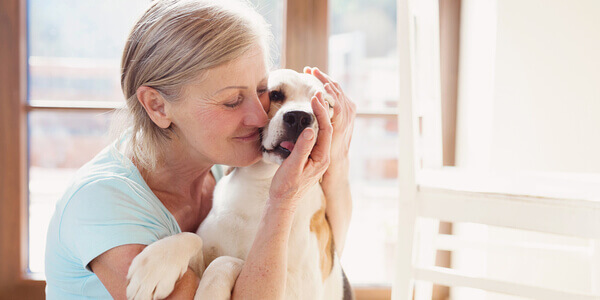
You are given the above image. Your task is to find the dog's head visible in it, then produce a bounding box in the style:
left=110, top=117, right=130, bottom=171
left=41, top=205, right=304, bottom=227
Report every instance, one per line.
left=261, top=69, right=335, bottom=165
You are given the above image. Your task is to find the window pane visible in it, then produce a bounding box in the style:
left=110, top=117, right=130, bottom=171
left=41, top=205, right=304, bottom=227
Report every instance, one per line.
left=29, top=111, right=113, bottom=273
left=329, top=0, right=398, bottom=112
left=28, top=0, right=150, bottom=103
left=28, top=0, right=284, bottom=103
left=250, top=0, right=284, bottom=68
left=344, top=116, right=399, bottom=286
left=329, top=0, right=399, bottom=287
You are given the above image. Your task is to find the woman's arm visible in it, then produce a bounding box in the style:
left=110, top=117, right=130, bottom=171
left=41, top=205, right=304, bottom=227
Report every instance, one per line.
left=305, top=67, right=356, bottom=256
left=90, top=244, right=199, bottom=300
left=321, top=165, right=353, bottom=256
left=232, top=92, right=333, bottom=299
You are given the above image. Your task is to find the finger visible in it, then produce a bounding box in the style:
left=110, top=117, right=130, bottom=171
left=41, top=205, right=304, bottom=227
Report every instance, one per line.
left=323, top=84, right=343, bottom=120
left=309, top=95, right=333, bottom=164
left=303, top=66, right=314, bottom=74
left=314, top=67, right=341, bottom=89
left=316, top=68, right=343, bottom=91
left=324, top=83, right=340, bottom=103
left=281, top=127, right=316, bottom=172
left=315, top=91, right=331, bottom=120
left=324, top=82, right=342, bottom=98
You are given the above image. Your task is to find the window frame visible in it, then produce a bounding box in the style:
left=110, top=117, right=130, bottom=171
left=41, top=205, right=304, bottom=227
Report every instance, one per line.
left=0, top=0, right=47, bottom=297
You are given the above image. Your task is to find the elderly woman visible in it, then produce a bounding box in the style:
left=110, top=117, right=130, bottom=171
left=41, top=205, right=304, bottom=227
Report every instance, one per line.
left=44, top=0, right=355, bottom=299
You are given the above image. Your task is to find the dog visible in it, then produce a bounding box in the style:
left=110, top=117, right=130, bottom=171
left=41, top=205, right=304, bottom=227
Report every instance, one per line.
left=126, top=69, right=352, bottom=300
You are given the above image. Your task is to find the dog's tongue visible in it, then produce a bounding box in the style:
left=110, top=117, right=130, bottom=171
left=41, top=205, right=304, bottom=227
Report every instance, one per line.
left=280, top=141, right=295, bottom=152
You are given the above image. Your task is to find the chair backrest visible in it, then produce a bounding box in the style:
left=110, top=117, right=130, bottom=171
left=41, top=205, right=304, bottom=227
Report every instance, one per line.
left=392, top=0, right=600, bottom=299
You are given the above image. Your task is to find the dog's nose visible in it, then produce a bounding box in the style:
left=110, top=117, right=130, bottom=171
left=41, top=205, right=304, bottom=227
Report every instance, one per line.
left=283, top=111, right=313, bottom=134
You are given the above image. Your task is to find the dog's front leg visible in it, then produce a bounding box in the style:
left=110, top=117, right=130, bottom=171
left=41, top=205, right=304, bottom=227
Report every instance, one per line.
left=194, top=256, right=244, bottom=300
left=127, top=232, right=205, bottom=300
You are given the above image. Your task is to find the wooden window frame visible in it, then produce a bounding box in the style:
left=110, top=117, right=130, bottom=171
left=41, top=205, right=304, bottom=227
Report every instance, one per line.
left=0, top=0, right=47, bottom=298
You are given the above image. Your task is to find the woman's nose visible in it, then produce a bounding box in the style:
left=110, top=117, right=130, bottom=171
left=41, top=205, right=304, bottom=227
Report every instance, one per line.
left=244, top=95, right=269, bottom=127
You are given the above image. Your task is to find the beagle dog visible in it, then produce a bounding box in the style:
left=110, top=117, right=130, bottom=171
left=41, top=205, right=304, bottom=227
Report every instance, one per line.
left=126, top=69, right=352, bottom=300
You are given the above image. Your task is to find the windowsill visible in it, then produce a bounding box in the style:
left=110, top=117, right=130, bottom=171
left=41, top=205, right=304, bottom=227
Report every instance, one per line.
left=23, top=272, right=45, bottom=282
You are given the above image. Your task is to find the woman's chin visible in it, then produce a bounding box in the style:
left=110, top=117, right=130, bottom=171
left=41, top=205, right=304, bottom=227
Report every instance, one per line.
left=226, top=152, right=262, bottom=168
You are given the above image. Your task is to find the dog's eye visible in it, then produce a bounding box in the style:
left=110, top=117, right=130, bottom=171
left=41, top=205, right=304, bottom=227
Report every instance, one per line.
left=269, top=90, right=285, bottom=102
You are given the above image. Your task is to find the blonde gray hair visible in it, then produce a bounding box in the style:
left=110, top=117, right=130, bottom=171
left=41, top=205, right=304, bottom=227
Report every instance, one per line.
left=117, top=0, right=272, bottom=171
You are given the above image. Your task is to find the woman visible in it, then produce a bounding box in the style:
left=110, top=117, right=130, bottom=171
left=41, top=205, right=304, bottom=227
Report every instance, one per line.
left=44, top=0, right=355, bottom=299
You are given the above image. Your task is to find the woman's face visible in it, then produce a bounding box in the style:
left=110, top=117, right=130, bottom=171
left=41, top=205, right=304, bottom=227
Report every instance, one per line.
left=167, top=46, right=270, bottom=167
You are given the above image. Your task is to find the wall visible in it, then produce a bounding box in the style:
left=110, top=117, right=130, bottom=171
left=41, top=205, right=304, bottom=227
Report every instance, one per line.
left=452, top=0, right=600, bottom=299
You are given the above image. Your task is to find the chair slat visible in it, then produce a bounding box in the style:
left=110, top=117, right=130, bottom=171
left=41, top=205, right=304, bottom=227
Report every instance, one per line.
left=414, top=266, right=599, bottom=300
left=417, top=187, right=600, bottom=239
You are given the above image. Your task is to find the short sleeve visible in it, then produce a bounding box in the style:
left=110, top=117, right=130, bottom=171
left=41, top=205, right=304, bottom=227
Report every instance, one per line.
left=211, top=164, right=225, bottom=182
left=58, top=177, right=178, bottom=270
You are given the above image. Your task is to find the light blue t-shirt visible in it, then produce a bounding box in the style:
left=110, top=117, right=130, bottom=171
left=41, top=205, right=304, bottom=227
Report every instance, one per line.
left=44, top=138, right=223, bottom=299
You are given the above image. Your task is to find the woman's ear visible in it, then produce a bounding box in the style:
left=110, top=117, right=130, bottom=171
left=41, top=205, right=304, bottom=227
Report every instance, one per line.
left=136, top=86, right=172, bottom=129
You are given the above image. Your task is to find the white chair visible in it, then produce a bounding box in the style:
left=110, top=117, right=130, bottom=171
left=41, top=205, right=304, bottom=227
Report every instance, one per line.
left=392, top=0, right=600, bottom=299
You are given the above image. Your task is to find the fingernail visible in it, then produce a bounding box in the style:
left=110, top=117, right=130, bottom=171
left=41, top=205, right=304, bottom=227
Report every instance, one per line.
left=304, top=130, right=314, bottom=140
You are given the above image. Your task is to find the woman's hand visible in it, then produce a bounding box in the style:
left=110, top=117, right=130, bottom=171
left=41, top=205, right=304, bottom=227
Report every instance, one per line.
left=303, top=67, right=356, bottom=255
left=304, top=67, right=356, bottom=180
left=268, top=91, right=333, bottom=211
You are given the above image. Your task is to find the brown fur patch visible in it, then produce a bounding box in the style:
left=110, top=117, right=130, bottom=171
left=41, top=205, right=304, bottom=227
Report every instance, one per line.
left=310, top=191, right=335, bottom=282
left=268, top=101, right=283, bottom=119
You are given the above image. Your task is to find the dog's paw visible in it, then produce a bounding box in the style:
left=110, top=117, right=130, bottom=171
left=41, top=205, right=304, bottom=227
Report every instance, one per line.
left=126, top=233, right=203, bottom=300
left=194, top=256, right=244, bottom=300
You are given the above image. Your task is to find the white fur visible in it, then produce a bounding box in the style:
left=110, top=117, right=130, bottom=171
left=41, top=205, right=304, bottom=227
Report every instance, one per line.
left=127, top=69, right=344, bottom=300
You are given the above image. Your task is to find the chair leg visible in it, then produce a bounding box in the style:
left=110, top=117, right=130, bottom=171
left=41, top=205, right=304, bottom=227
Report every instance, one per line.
left=414, top=218, right=440, bottom=300
left=592, top=239, right=600, bottom=295
left=393, top=200, right=417, bottom=300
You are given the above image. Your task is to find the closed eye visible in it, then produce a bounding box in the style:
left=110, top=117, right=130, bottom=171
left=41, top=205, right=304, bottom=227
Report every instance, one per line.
left=269, top=90, right=285, bottom=102
left=257, top=86, right=268, bottom=96
left=224, top=95, right=243, bottom=108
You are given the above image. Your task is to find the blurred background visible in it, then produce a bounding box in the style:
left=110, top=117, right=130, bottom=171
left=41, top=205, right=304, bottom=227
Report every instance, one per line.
left=2, top=0, right=598, bottom=299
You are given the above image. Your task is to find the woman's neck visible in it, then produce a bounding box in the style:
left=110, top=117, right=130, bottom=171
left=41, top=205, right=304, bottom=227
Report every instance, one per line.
left=136, top=143, right=215, bottom=232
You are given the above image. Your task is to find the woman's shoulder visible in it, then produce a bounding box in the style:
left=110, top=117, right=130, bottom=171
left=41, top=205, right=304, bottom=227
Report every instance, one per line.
left=55, top=142, right=178, bottom=233
left=50, top=155, right=181, bottom=261
left=60, top=147, right=142, bottom=203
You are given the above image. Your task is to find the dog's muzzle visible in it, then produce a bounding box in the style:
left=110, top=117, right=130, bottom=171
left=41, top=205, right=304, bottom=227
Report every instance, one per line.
left=266, top=110, right=316, bottom=159
left=283, top=111, right=314, bottom=139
